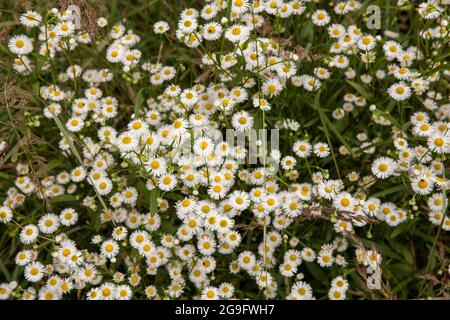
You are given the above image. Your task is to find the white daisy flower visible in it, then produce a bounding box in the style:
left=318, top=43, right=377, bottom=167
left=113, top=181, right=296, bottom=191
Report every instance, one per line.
left=311, top=10, right=330, bottom=26
left=224, top=24, right=250, bottom=43
left=20, top=10, right=42, bottom=28
left=0, top=206, right=13, bottom=224
left=8, top=35, right=33, bottom=55
left=154, top=20, right=170, bottom=34
left=38, top=213, right=60, bottom=234
left=371, top=156, right=398, bottom=179
left=117, top=131, right=139, bottom=153
left=293, top=140, right=312, bottom=158
left=202, top=22, right=223, bottom=41
left=313, top=142, right=330, bottom=158
left=231, top=110, right=254, bottom=132
left=19, top=224, right=39, bottom=244
left=101, top=240, right=120, bottom=258
left=158, top=174, right=178, bottom=191
left=24, top=261, right=45, bottom=282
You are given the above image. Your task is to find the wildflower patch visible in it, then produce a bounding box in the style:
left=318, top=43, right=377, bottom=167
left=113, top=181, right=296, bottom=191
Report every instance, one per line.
left=0, top=0, right=449, bottom=301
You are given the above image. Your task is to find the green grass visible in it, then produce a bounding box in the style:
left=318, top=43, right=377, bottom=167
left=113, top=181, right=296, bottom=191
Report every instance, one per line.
left=0, top=0, right=449, bottom=300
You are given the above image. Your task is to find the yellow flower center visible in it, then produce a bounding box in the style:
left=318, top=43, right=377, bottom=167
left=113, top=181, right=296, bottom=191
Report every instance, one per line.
left=362, top=37, right=371, bottom=45
left=232, top=27, right=241, bottom=36
left=151, top=160, right=160, bottom=169
left=16, top=40, right=25, bottom=48
left=395, top=86, right=405, bottom=94
left=418, top=180, right=428, bottom=189
left=434, top=138, right=444, bottom=147
left=341, top=198, right=350, bottom=207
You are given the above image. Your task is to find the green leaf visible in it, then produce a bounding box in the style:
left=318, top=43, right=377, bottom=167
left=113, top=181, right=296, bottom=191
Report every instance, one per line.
left=346, top=80, right=373, bottom=101
left=47, top=159, right=65, bottom=171
left=252, top=110, right=263, bottom=131
left=149, top=189, right=160, bottom=216
left=49, top=194, right=78, bottom=203
left=371, top=185, right=408, bottom=198
left=313, top=90, right=321, bottom=110
left=31, top=52, right=49, bottom=61
left=367, top=241, right=403, bottom=261
left=165, top=192, right=184, bottom=201
left=52, top=114, right=108, bottom=211
left=303, top=117, right=319, bottom=128
left=386, top=100, right=396, bottom=112
left=2, top=142, right=20, bottom=163
left=311, top=91, right=341, bottom=177
left=123, top=0, right=159, bottom=19
left=32, top=82, right=40, bottom=97
left=400, top=247, right=413, bottom=266
left=35, top=164, right=49, bottom=178
left=0, top=260, right=11, bottom=281
left=51, top=114, right=82, bottom=163
left=0, top=172, right=10, bottom=180
left=319, top=108, right=355, bottom=157
left=380, top=112, right=403, bottom=129
left=390, top=221, right=411, bottom=239
left=0, top=21, right=19, bottom=28
left=305, top=262, right=327, bottom=282
left=134, top=88, right=146, bottom=116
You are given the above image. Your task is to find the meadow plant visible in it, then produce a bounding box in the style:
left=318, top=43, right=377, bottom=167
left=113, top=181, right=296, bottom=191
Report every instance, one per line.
left=0, top=0, right=449, bottom=300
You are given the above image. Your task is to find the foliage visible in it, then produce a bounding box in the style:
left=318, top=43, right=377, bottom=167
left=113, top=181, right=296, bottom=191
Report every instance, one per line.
left=0, top=0, right=449, bottom=300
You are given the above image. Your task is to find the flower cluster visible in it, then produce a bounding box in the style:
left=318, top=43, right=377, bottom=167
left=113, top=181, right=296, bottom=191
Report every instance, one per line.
left=0, top=0, right=449, bottom=300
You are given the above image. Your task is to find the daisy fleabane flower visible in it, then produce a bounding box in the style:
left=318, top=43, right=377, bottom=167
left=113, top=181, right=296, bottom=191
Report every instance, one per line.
left=311, top=10, right=330, bottom=26
left=293, top=140, right=312, bottom=158
left=154, top=21, right=170, bottom=34
left=358, top=35, right=376, bottom=51
left=0, top=206, right=13, bottom=224
left=262, top=78, right=283, bottom=97
left=387, top=82, right=412, bottom=101
left=313, top=142, right=330, bottom=158
left=427, top=133, right=449, bottom=154
left=20, top=10, right=42, bottom=28
left=203, top=22, right=223, bottom=41
left=8, top=35, right=33, bottom=55
left=232, top=111, right=254, bottom=132
left=371, top=157, right=398, bottom=179
left=418, top=0, right=443, bottom=20
left=224, top=24, right=250, bottom=43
